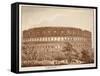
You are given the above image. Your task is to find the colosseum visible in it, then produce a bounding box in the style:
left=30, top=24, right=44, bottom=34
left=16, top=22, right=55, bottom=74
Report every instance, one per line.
left=21, top=27, right=94, bottom=67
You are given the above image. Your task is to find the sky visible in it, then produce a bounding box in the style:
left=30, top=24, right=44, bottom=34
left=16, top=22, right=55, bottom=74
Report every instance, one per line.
left=20, top=5, right=95, bottom=32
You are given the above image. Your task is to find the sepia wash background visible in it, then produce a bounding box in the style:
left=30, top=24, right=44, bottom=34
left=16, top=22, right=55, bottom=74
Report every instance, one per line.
left=21, top=5, right=95, bottom=32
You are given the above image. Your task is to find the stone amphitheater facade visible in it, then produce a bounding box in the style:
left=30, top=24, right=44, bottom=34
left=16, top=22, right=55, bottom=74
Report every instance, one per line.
left=22, top=27, right=92, bottom=51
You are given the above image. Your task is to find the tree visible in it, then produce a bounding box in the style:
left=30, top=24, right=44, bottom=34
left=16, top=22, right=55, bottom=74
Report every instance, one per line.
left=81, top=49, right=91, bottom=63
left=61, top=42, right=79, bottom=64
left=52, top=51, right=66, bottom=61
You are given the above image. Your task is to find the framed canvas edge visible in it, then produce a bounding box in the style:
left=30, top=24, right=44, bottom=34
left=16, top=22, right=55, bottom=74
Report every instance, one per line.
left=11, top=2, right=98, bottom=73
left=11, top=3, right=19, bottom=73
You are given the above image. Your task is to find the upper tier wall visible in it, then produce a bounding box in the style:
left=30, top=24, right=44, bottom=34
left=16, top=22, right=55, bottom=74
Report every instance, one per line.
left=23, top=27, right=91, bottom=38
